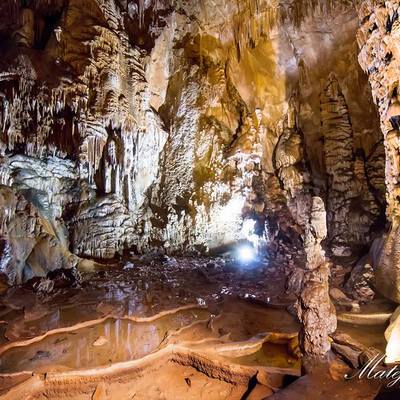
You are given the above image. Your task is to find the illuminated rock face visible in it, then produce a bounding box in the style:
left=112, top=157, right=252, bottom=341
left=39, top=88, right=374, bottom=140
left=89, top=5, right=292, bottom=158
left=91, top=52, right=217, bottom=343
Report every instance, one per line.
left=0, top=0, right=385, bottom=312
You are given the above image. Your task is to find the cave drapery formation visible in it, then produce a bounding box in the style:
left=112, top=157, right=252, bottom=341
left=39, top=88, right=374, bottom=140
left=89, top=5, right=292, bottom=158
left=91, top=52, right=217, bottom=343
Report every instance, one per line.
left=1, top=0, right=400, bottom=398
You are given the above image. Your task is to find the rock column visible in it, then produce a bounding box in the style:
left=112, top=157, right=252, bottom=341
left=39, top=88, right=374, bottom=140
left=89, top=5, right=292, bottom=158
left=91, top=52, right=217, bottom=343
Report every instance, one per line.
left=297, top=198, right=337, bottom=359
left=275, top=104, right=336, bottom=359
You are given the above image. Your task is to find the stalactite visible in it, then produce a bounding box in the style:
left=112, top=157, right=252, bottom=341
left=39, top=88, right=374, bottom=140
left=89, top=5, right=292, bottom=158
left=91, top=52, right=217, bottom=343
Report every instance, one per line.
left=226, top=0, right=357, bottom=60
left=138, top=0, right=145, bottom=28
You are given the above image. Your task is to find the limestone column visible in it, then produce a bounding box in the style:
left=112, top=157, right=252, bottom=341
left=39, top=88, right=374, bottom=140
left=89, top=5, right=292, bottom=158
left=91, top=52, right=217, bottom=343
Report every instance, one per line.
left=297, top=198, right=337, bottom=360
left=275, top=102, right=336, bottom=359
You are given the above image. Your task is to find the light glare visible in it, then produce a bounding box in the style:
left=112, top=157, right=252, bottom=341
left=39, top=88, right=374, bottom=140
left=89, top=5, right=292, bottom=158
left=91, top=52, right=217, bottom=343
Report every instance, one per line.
left=237, top=245, right=256, bottom=263
left=220, top=196, right=244, bottom=222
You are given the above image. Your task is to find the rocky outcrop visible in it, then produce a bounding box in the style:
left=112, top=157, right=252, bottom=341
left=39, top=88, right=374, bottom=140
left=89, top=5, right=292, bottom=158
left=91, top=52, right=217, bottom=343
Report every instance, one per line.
left=345, top=256, right=375, bottom=303
left=70, top=195, right=135, bottom=259
left=0, top=0, right=170, bottom=259
left=0, top=185, right=77, bottom=284
left=0, top=0, right=270, bottom=260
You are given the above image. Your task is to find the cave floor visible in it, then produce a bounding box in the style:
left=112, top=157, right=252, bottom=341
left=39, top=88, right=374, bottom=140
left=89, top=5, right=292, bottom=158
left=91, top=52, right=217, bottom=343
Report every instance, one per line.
left=0, top=257, right=389, bottom=399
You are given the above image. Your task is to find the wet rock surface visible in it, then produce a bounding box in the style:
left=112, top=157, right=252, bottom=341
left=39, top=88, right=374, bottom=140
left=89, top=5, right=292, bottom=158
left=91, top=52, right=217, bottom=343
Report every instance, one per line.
left=0, top=256, right=387, bottom=399
left=0, top=256, right=289, bottom=343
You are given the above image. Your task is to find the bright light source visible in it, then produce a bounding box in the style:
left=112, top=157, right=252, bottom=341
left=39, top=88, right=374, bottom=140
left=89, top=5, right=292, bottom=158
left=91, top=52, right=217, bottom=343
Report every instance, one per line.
left=237, top=245, right=256, bottom=263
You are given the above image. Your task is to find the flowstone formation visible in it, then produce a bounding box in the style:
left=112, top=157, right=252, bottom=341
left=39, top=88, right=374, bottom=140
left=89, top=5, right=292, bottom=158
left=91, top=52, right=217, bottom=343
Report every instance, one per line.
left=357, top=0, right=400, bottom=304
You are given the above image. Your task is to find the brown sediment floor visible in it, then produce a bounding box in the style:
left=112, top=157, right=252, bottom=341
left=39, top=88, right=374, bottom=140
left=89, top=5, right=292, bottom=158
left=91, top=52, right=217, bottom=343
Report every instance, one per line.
left=0, top=308, right=211, bottom=373
left=0, top=257, right=290, bottom=344
left=0, top=300, right=301, bottom=399
left=0, top=257, right=300, bottom=399
left=0, top=257, right=391, bottom=399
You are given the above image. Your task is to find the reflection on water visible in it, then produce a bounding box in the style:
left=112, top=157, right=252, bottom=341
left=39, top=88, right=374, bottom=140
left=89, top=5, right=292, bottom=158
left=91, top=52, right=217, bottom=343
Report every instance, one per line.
left=337, top=321, right=387, bottom=352
left=0, top=308, right=210, bottom=373
left=0, top=259, right=392, bottom=388
left=229, top=342, right=301, bottom=370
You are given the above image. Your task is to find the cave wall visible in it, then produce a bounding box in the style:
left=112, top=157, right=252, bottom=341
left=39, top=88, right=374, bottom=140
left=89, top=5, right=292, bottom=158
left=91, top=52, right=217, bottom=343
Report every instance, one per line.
left=356, top=0, right=400, bottom=303
left=0, top=0, right=386, bottom=286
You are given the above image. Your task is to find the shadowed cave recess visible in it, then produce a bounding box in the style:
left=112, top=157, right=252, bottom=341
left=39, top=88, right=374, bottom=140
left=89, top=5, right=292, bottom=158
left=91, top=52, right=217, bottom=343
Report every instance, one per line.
left=1, top=0, right=400, bottom=398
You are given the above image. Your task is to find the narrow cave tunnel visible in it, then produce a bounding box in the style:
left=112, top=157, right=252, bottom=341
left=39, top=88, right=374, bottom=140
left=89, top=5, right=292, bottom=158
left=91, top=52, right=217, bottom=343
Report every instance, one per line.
left=0, top=0, right=400, bottom=399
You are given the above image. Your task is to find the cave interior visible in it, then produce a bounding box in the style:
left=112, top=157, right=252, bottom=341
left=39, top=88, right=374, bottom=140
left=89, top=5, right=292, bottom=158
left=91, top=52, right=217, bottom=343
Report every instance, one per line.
left=0, top=0, right=400, bottom=399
